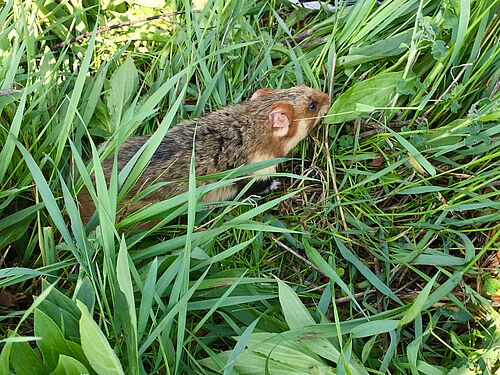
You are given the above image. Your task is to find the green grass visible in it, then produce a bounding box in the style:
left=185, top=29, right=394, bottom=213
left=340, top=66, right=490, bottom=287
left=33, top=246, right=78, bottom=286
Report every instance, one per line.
left=1, top=0, right=499, bottom=374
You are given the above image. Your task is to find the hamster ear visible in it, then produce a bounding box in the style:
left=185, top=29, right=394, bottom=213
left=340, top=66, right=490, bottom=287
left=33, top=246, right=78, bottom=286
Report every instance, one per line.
left=268, top=103, right=293, bottom=138
left=250, top=88, right=274, bottom=101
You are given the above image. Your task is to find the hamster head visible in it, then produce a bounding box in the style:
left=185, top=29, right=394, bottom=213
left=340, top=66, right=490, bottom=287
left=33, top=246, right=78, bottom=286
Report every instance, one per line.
left=249, top=85, right=330, bottom=156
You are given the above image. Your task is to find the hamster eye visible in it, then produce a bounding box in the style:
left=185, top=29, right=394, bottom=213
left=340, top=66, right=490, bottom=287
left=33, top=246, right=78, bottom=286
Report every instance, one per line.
left=308, top=101, right=317, bottom=111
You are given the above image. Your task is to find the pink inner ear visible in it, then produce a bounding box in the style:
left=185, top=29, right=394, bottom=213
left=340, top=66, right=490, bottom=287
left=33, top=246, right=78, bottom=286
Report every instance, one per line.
left=250, top=92, right=262, bottom=101
left=250, top=88, right=274, bottom=101
left=269, top=111, right=290, bottom=129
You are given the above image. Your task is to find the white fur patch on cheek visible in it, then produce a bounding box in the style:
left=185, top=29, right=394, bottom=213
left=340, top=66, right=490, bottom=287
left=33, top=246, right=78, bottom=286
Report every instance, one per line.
left=284, top=119, right=310, bottom=154
left=273, top=126, right=289, bottom=138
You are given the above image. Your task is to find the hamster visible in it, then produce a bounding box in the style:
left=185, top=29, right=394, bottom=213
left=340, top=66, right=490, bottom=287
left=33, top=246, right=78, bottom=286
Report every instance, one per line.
left=78, top=85, right=330, bottom=224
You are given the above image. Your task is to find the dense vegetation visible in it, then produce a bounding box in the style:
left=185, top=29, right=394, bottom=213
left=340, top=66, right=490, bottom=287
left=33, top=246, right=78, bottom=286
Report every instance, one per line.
left=0, top=0, right=499, bottom=374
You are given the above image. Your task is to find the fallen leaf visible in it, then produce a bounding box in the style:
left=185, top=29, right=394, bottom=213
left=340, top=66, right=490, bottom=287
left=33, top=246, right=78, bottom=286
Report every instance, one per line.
left=371, top=153, right=385, bottom=167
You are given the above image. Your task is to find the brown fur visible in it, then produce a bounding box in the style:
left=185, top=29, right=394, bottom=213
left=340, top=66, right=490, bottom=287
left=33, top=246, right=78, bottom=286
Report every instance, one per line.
left=79, top=85, right=330, bottom=225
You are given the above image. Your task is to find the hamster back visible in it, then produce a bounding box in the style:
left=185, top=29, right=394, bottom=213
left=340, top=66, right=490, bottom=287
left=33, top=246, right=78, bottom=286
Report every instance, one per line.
left=78, top=85, right=330, bottom=224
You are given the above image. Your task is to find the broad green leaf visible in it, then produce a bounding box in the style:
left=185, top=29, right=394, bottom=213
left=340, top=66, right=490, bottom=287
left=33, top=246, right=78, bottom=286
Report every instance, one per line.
left=34, top=309, right=71, bottom=370
left=37, top=281, right=80, bottom=322
left=224, top=318, right=260, bottom=375
left=276, top=278, right=368, bottom=373
left=431, top=40, right=448, bottom=60
left=355, top=103, right=375, bottom=112
left=246, top=332, right=333, bottom=371
left=81, top=56, right=112, bottom=127
left=116, top=236, right=138, bottom=374
left=338, top=30, right=412, bottom=68
left=77, top=301, right=124, bottom=375
left=361, top=335, right=377, bottom=364
left=0, top=215, right=35, bottom=250
left=51, top=355, right=88, bottom=375
left=411, top=249, right=465, bottom=266
left=107, top=55, right=139, bottom=134
left=325, top=72, right=402, bottom=124
left=277, top=278, right=315, bottom=329
left=416, top=361, right=447, bottom=375
left=3, top=336, right=82, bottom=375
left=37, top=298, right=80, bottom=342
left=201, top=346, right=333, bottom=375
left=0, top=341, right=11, bottom=375
left=73, top=277, right=95, bottom=314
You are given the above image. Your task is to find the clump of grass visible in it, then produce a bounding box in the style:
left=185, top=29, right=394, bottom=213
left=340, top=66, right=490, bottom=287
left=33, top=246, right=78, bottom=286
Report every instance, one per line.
left=0, top=0, right=499, bottom=374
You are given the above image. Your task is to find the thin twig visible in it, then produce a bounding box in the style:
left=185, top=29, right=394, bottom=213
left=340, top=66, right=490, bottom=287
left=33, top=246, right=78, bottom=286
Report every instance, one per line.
left=53, top=11, right=188, bottom=50
left=334, top=292, right=366, bottom=304
left=0, top=89, right=21, bottom=96
left=481, top=13, right=499, bottom=49
left=271, top=235, right=319, bottom=271
left=328, top=52, right=336, bottom=100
